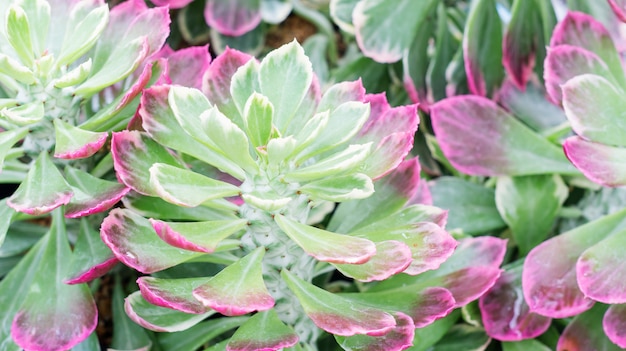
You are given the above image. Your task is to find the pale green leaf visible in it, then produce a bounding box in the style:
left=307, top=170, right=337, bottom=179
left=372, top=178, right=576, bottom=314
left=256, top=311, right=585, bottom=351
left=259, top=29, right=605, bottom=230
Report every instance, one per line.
left=57, top=4, right=109, bottom=67
left=299, top=173, right=374, bottom=202
left=284, top=143, right=372, bottom=182
left=243, top=92, right=274, bottom=148
left=54, top=59, right=92, bottom=88
left=6, top=5, right=34, bottom=66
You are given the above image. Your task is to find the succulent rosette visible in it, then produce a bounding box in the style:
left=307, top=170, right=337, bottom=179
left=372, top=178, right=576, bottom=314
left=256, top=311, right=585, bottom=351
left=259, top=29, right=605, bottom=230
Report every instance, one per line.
left=0, top=0, right=170, bottom=349
left=101, top=41, right=463, bottom=350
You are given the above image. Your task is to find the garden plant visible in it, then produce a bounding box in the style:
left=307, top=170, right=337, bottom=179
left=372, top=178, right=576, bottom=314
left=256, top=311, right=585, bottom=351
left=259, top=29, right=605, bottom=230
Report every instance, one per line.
left=2, top=0, right=626, bottom=350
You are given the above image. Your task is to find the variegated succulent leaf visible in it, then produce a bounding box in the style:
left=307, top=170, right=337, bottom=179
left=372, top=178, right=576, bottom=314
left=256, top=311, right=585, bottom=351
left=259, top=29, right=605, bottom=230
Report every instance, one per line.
left=105, top=40, right=453, bottom=350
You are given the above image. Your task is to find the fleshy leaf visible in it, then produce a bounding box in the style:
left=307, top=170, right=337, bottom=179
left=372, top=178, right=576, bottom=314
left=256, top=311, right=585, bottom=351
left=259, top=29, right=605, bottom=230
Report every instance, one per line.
left=137, top=276, right=211, bottom=314
left=522, top=209, right=626, bottom=318
left=226, top=310, right=299, bottom=351
left=140, top=86, right=245, bottom=180
left=166, top=45, right=211, bottom=89
left=56, top=3, right=109, bottom=67
left=557, top=304, right=621, bottom=351
left=0, top=200, right=15, bottom=248
left=111, top=130, right=183, bottom=196
left=202, top=47, right=253, bottom=120
left=204, top=0, right=261, bottom=36
left=562, top=74, right=626, bottom=146
left=479, top=263, right=552, bottom=341
left=64, top=166, right=130, bottom=218
left=149, top=163, right=241, bottom=207
left=563, top=136, right=626, bottom=187
left=243, top=92, right=273, bottom=148
left=11, top=210, right=97, bottom=351
left=65, top=218, right=118, bottom=284
left=430, top=95, right=578, bottom=176
left=122, top=191, right=238, bottom=222
left=603, top=303, right=626, bottom=348
left=230, top=58, right=261, bottom=121
left=550, top=11, right=625, bottom=88
left=352, top=0, right=436, bottom=63
left=544, top=45, right=614, bottom=105
left=6, top=5, right=34, bottom=66
left=100, top=209, right=203, bottom=274
left=495, top=175, right=568, bottom=255
left=125, top=291, right=214, bottom=332
left=430, top=177, right=505, bottom=234
left=329, top=0, right=359, bottom=33
left=299, top=173, right=374, bottom=202
left=502, top=0, right=541, bottom=89
left=281, top=269, right=396, bottom=336
left=111, top=275, right=152, bottom=351
left=53, top=119, right=108, bottom=159
left=0, top=128, right=28, bottom=171
left=7, top=152, right=73, bottom=215
left=317, top=80, right=365, bottom=113
left=344, top=286, right=456, bottom=328
left=284, top=143, right=372, bottom=183
left=335, top=312, right=415, bottom=351
left=333, top=240, right=412, bottom=282
left=193, top=247, right=274, bottom=316
left=463, top=0, right=504, bottom=96
left=576, top=228, right=626, bottom=304
left=150, top=218, right=247, bottom=253
left=275, top=215, right=376, bottom=264
left=258, top=40, right=313, bottom=133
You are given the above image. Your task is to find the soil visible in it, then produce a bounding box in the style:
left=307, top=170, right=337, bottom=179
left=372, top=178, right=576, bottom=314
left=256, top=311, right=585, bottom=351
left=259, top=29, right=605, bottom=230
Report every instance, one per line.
left=265, top=14, right=318, bottom=49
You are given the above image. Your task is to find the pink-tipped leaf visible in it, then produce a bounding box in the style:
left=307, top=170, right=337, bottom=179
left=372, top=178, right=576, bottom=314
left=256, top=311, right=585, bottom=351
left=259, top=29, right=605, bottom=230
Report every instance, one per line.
left=111, top=130, right=183, bottom=196
left=563, top=136, right=626, bottom=187
left=603, top=303, right=626, bottom=348
left=576, top=228, right=626, bottom=304
left=65, top=218, right=118, bottom=284
left=53, top=119, right=107, bottom=159
left=281, top=269, right=396, bottom=337
left=333, top=240, right=412, bottom=282
left=544, top=45, right=614, bottom=105
left=137, top=276, right=211, bottom=314
left=317, top=79, right=365, bottom=113
left=204, top=0, right=261, bottom=37
left=522, top=209, right=626, bottom=318
left=101, top=209, right=203, bottom=274
left=335, top=312, right=416, bottom=351
left=556, top=304, right=619, bottom=351
left=609, top=0, right=626, bottom=21
left=125, top=291, right=214, bottom=332
left=226, top=309, right=299, bottom=351
left=64, top=166, right=130, bottom=218
left=150, top=218, right=246, bottom=253
left=502, top=0, right=541, bottom=89
left=192, top=247, right=274, bottom=316
left=7, top=152, right=73, bottom=215
left=430, top=95, right=578, bottom=176
left=550, top=11, right=625, bottom=88
left=479, top=263, right=552, bottom=341
left=275, top=214, right=376, bottom=264
left=166, top=45, right=211, bottom=89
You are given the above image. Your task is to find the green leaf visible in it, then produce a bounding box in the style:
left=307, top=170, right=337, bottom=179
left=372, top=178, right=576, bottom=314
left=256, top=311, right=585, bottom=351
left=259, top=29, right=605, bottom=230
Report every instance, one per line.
left=0, top=54, right=35, bottom=84
left=1, top=101, right=44, bottom=126
left=56, top=3, right=109, bottom=67
left=157, top=317, right=248, bottom=351
left=125, top=291, right=214, bottom=332
left=275, top=215, right=376, bottom=264
left=427, top=3, right=460, bottom=102
left=54, top=59, right=92, bottom=88
left=431, top=177, right=505, bottom=235
left=192, top=247, right=274, bottom=316
left=496, top=175, right=568, bottom=255
left=19, top=0, right=50, bottom=56
left=227, top=310, right=299, bottom=351
left=427, top=325, right=491, bottom=351
left=0, top=200, right=15, bottom=248
left=6, top=5, right=34, bottom=66
left=200, top=108, right=258, bottom=174
left=258, top=40, right=313, bottom=132
left=299, top=173, right=374, bottom=202
left=243, top=92, right=274, bottom=148
left=150, top=218, right=247, bottom=253
left=149, top=163, right=240, bottom=207
left=285, top=143, right=372, bottom=183
left=7, top=152, right=73, bottom=215
left=463, top=0, right=504, bottom=96
left=502, top=339, right=551, bottom=351
left=64, top=218, right=116, bottom=284
left=0, top=128, right=28, bottom=171
left=110, top=276, right=151, bottom=351
left=230, top=58, right=261, bottom=123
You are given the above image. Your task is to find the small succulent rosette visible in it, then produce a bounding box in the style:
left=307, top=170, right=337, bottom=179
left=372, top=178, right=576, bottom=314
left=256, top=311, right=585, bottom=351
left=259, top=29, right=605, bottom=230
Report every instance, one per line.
left=0, top=0, right=170, bottom=349
left=102, top=41, right=465, bottom=350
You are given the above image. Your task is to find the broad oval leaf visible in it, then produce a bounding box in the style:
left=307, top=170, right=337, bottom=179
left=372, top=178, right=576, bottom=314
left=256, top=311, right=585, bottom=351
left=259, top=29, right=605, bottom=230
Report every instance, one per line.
left=204, top=0, right=261, bottom=36
left=150, top=218, right=247, bottom=253
left=563, top=136, right=626, bottom=187
left=556, top=304, right=621, bottom=351
left=333, top=240, right=412, bottom=282
left=226, top=309, right=299, bottom=351
left=603, top=303, right=626, bottom=348
left=53, top=119, right=107, bottom=159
